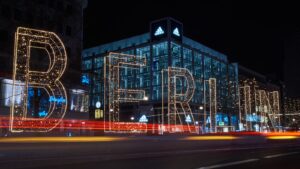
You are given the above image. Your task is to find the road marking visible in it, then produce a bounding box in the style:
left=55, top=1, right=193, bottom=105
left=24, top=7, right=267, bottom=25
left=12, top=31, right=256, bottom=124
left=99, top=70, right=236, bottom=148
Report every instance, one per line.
left=197, top=159, right=259, bottom=169
left=264, top=152, right=299, bottom=159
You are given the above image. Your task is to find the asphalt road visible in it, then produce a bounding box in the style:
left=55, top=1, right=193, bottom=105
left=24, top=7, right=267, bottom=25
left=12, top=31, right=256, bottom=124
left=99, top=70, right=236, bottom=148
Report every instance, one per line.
left=0, top=136, right=300, bottom=169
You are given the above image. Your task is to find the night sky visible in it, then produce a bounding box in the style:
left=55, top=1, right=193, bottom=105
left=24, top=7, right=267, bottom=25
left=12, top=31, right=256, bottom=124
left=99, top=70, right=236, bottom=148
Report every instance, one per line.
left=84, top=1, right=300, bottom=96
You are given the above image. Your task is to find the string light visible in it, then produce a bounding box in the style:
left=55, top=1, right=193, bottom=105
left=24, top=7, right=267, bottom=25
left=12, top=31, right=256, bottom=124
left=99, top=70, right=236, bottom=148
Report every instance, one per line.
left=209, top=78, right=217, bottom=133
left=10, top=27, right=67, bottom=132
left=270, top=91, right=280, bottom=126
left=238, top=78, right=281, bottom=132
left=257, top=90, right=280, bottom=131
left=104, top=52, right=146, bottom=132
left=162, top=67, right=197, bottom=134
left=239, top=85, right=251, bottom=131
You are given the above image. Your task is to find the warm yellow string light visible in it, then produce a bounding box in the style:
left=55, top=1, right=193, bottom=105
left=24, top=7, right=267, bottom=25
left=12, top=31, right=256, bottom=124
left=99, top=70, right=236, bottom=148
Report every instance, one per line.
left=104, top=52, right=146, bottom=132
left=238, top=78, right=280, bottom=132
left=10, top=27, right=67, bottom=132
left=209, top=78, right=217, bottom=133
left=162, top=67, right=197, bottom=133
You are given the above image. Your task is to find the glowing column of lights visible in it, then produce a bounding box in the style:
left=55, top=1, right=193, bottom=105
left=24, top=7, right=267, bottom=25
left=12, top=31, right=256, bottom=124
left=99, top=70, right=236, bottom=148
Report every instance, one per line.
left=104, top=52, right=146, bottom=132
left=10, top=27, right=67, bottom=132
left=209, top=78, right=217, bottom=133
left=239, top=85, right=251, bottom=131
left=244, top=85, right=252, bottom=131
left=203, top=80, right=207, bottom=132
left=163, top=67, right=197, bottom=133
left=254, top=87, right=262, bottom=131
left=237, top=86, right=242, bottom=130
left=258, top=90, right=279, bottom=131
left=270, top=91, right=280, bottom=127
left=258, top=90, right=269, bottom=130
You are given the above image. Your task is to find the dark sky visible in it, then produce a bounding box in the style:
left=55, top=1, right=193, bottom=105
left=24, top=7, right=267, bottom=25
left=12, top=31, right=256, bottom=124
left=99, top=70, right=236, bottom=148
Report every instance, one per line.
left=84, top=0, right=300, bottom=83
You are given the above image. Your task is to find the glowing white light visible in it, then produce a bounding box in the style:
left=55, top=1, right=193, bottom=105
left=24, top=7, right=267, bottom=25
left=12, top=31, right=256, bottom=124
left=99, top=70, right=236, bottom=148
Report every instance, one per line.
left=139, top=115, right=148, bottom=123
left=172, top=27, right=180, bottom=37
left=71, top=89, right=85, bottom=94
left=96, top=101, right=101, bottom=108
left=185, top=115, right=192, bottom=123
left=154, top=26, right=164, bottom=36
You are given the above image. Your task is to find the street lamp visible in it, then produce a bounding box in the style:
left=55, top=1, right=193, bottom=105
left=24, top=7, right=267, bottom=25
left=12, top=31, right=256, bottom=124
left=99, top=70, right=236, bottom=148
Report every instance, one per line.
left=199, top=106, right=204, bottom=110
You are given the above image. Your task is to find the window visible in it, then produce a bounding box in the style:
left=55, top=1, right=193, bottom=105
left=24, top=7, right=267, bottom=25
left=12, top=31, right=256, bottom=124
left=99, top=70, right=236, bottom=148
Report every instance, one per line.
left=152, top=42, right=168, bottom=100
left=193, top=52, right=203, bottom=104
left=183, top=47, right=192, bottom=70
left=171, top=42, right=181, bottom=67
left=136, top=46, right=150, bottom=73
left=204, top=56, right=211, bottom=79
left=94, top=57, right=103, bottom=69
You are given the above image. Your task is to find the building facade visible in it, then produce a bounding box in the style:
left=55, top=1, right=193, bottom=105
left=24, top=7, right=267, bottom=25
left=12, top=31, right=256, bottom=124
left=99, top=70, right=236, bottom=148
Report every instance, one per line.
left=82, top=18, right=240, bottom=131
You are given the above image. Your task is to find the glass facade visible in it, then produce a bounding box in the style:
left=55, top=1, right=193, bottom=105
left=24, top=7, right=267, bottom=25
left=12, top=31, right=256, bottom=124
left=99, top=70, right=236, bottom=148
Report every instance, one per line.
left=82, top=19, right=239, bottom=127
left=152, top=42, right=168, bottom=100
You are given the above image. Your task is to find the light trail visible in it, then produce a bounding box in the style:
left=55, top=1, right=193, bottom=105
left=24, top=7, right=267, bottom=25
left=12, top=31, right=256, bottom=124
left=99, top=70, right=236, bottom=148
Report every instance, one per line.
left=183, top=136, right=239, bottom=141
left=266, top=136, right=299, bottom=140
left=0, top=136, right=127, bottom=143
left=1, top=116, right=300, bottom=140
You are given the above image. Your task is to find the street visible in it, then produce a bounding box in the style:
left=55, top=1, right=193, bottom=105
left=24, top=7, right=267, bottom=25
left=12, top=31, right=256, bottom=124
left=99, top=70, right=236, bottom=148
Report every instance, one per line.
left=0, top=136, right=300, bottom=169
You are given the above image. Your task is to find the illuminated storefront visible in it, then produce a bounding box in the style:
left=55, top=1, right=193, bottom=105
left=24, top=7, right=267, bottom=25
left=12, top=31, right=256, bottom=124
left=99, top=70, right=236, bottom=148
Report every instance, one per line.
left=0, top=79, right=89, bottom=115
left=69, top=89, right=89, bottom=113
left=82, top=18, right=240, bottom=131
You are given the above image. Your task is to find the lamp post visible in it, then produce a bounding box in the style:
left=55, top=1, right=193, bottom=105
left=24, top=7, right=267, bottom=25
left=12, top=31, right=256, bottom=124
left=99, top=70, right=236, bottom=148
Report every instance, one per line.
left=199, top=105, right=204, bottom=134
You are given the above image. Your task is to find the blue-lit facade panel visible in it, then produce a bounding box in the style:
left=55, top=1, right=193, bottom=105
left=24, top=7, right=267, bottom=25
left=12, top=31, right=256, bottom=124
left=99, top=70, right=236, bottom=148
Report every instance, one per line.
left=152, top=42, right=168, bottom=100
left=82, top=40, right=239, bottom=121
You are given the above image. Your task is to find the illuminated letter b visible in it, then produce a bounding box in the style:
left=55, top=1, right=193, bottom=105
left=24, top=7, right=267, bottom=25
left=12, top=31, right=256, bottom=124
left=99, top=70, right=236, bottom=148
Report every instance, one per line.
left=10, top=27, right=67, bottom=132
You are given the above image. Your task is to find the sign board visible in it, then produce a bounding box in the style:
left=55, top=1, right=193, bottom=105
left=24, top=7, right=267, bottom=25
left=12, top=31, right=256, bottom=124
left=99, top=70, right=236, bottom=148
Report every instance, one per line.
left=219, top=121, right=225, bottom=126
left=95, top=109, right=103, bottom=119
